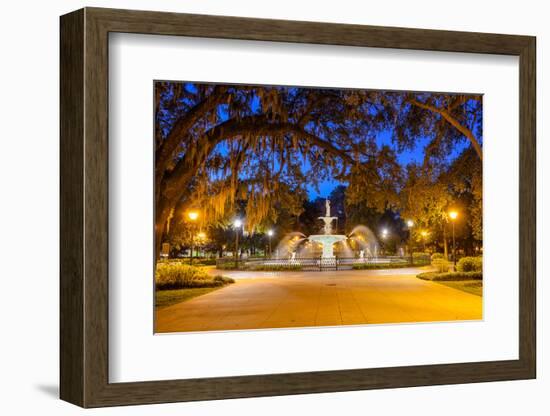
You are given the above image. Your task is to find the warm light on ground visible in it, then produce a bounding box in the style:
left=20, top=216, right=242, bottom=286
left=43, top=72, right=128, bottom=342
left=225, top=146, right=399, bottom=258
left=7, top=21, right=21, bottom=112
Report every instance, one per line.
left=156, top=267, right=482, bottom=333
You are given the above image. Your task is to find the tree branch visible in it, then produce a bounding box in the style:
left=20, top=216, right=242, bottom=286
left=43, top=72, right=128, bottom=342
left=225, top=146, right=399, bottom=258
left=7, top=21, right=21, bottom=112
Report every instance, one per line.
left=156, top=86, right=229, bottom=178
left=409, top=98, right=483, bottom=160
left=161, top=116, right=355, bottom=201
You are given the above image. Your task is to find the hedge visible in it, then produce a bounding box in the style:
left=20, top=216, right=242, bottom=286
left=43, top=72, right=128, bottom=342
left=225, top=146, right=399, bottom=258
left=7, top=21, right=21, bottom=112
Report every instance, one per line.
left=352, top=262, right=410, bottom=270
left=249, top=264, right=303, bottom=271
left=159, top=258, right=218, bottom=266
left=216, top=262, right=238, bottom=270
left=417, top=271, right=483, bottom=281
left=155, top=263, right=234, bottom=290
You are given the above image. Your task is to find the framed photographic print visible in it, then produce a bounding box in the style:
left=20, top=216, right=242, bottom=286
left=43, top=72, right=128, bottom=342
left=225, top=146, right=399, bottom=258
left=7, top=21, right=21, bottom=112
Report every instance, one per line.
left=60, top=7, right=536, bottom=408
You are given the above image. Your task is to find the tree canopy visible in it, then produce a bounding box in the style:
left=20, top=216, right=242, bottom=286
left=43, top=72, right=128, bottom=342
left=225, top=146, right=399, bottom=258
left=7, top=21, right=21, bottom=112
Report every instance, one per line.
left=154, top=81, right=483, bottom=259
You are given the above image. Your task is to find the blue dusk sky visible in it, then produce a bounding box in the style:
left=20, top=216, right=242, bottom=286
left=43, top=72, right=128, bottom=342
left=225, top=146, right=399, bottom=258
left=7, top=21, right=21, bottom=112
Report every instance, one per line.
left=307, top=130, right=469, bottom=199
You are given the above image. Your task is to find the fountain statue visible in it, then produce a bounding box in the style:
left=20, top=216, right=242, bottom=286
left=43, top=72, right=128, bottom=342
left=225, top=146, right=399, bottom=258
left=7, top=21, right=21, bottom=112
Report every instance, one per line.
left=308, top=199, right=348, bottom=258
left=318, top=199, right=338, bottom=234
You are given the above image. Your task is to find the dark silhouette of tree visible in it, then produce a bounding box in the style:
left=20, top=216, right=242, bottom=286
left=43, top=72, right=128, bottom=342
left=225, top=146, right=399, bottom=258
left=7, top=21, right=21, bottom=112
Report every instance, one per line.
left=154, top=82, right=482, bottom=260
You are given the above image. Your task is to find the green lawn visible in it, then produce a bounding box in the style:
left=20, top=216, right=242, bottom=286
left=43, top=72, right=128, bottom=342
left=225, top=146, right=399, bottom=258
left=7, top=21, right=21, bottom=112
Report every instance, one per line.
left=435, top=280, right=483, bottom=297
left=156, top=286, right=224, bottom=309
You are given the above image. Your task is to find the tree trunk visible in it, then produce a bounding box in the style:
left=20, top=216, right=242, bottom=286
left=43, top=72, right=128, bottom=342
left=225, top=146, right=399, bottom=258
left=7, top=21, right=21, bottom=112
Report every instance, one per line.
left=154, top=198, right=172, bottom=262
left=443, top=223, right=449, bottom=260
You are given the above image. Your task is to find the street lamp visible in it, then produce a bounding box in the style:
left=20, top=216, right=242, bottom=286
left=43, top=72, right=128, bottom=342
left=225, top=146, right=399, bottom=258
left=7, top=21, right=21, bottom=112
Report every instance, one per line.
left=197, top=232, right=206, bottom=259
left=267, top=229, right=274, bottom=257
left=380, top=228, right=389, bottom=256
left=420, top=230, right=429, bottom=251
left=187, top=210, right=199, bottom=265
left=234, top=219, right=242, bottom=269
left=449, top=210, right=458, bottom=267
left=406, top=220, right=414, bottom=264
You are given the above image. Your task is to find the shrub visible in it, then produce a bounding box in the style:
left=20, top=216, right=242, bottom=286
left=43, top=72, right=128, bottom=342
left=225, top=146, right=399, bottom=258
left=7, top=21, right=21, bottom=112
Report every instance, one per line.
left=155, top=263, right=234, bottom=289
left=456, top=256, right=483, bottom=272
left=417, top=271, right=482, bottom=281
left=250, top=264, right=303, bottom=271
left=432, top=258, right=451, bottom=273
left=159, top=258, right=217, bottom=266
left=431, top=252, right=445, bottom=261
left=216, top=261, right=238, bottom=270
left=216, top=261, right=304, bottom=271
left=412, top=252, right=430, bottom=266
left=193, top=258, right=217, bottom=266
left=212, top=275, right=235, bottom=284
left=352, top=262, right=410, bottom=270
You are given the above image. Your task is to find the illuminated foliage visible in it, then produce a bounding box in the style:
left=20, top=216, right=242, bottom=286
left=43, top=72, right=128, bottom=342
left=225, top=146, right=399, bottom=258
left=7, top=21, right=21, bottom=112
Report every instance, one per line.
left=154, top=82, right=483, bottom=259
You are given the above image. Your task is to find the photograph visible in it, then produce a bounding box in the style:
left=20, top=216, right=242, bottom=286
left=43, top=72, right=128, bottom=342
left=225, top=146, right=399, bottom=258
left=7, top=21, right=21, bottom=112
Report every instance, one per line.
left=154, top=81, right=484, bottom=333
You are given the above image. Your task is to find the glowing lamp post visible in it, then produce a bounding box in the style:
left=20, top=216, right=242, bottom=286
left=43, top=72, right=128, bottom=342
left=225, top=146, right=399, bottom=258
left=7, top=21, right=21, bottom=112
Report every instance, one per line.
left=380, top=228, right=389, bottom=255
left=187, top=210, right=199, bottom=265
left=267, top=229, right=274, bottom=257
left=197, top=232, right=206, bottom=259
left=406, top=220, right=414, bottom=264
left=420, top=230, right=429, bottom=252
left=449, top=210, right=458, bottom=267
left=234, top=219, right=242, bottom=269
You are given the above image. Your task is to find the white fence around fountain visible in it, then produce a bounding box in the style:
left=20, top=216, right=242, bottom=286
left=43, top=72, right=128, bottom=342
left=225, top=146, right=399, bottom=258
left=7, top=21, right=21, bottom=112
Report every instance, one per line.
left=215, top=254, right=430, bottom=271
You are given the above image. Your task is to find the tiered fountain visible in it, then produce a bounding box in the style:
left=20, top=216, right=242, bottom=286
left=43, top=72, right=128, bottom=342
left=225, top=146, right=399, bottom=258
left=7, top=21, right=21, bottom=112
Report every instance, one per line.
left=308, top=199, right=347, bottom=259
left=271, top=198, right=379, bottom=265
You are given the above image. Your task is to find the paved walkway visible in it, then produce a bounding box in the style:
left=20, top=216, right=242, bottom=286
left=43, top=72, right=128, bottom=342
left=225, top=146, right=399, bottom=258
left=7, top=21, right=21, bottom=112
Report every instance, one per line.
left=155, top=267, right=482, bottom=333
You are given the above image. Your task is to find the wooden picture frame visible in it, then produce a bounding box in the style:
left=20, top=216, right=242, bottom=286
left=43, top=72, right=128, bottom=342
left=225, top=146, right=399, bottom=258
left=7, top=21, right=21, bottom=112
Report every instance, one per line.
left=60, top=7, right=536, bottom=408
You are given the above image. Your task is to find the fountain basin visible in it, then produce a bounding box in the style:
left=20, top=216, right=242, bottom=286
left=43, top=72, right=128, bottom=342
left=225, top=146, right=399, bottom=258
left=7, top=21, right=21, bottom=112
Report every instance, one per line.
left=308, top=234, right=347, bottom=258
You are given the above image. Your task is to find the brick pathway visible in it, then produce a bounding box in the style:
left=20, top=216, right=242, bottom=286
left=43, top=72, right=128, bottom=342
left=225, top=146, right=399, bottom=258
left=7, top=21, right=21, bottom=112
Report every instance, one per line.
left=155, top=267, right=482, bottom=333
